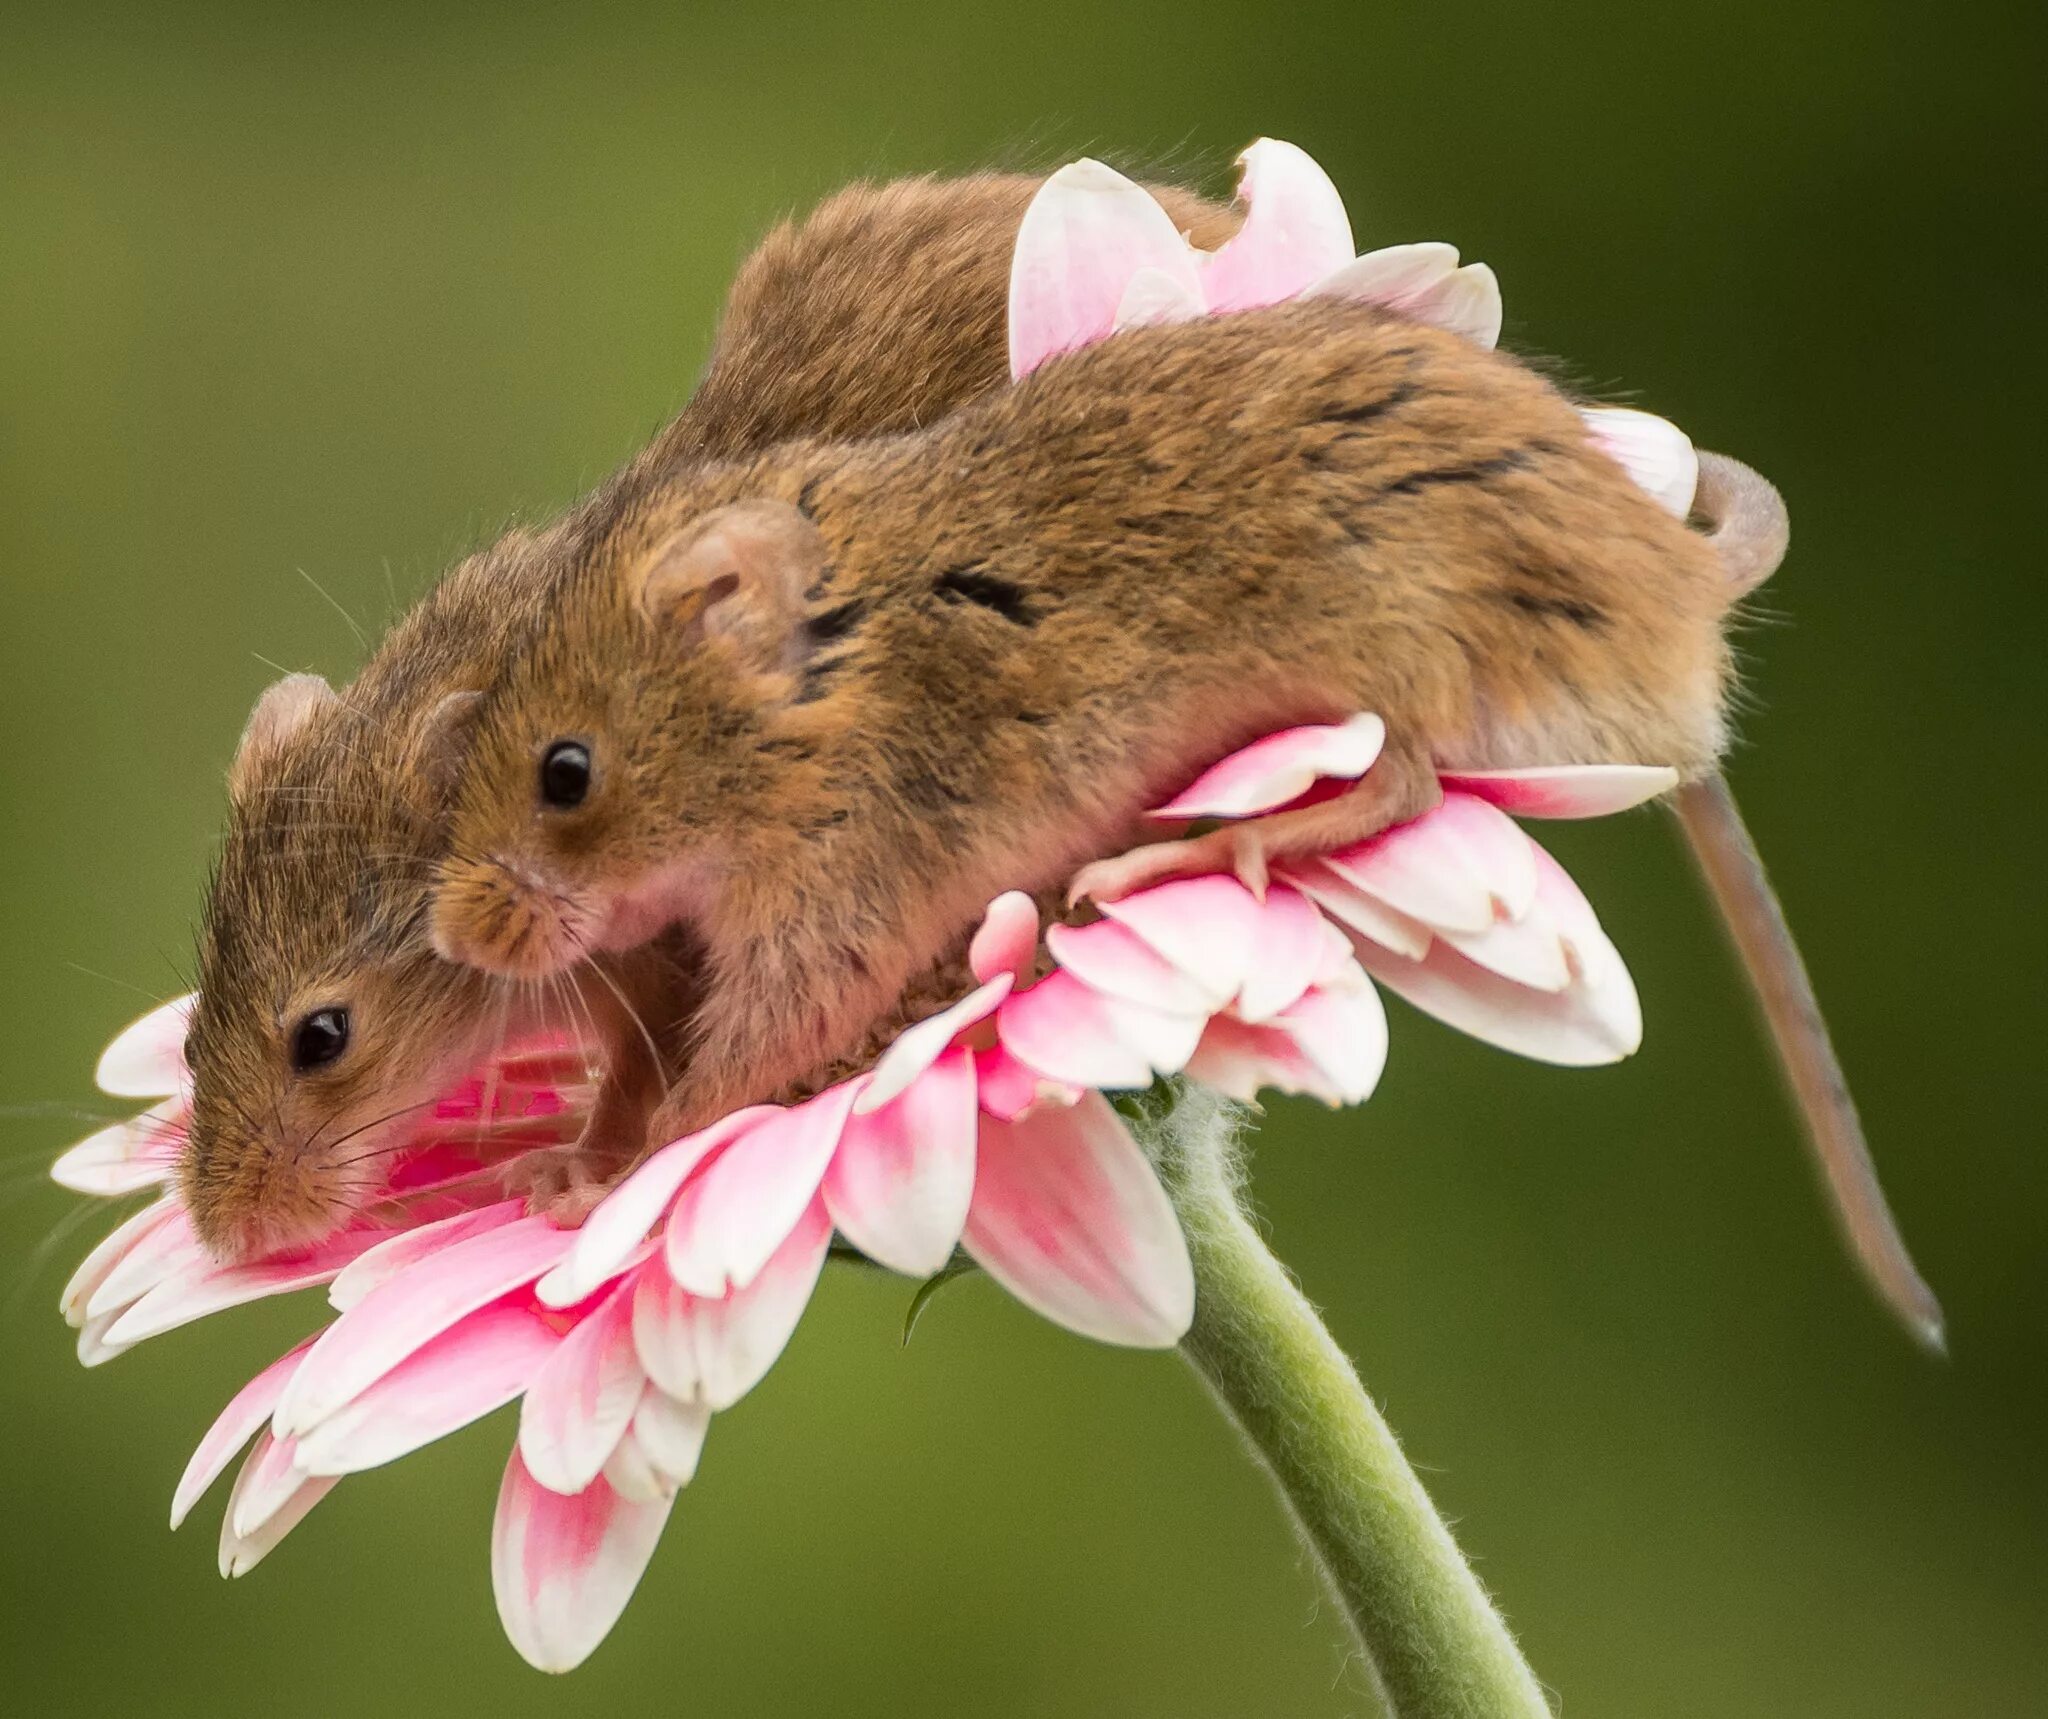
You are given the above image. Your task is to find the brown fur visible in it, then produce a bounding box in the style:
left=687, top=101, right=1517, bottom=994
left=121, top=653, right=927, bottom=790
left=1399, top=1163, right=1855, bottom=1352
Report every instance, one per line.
left=179, top=172, right=1235, bottom=1261
left=431, top=298, right=1738, bottom=1154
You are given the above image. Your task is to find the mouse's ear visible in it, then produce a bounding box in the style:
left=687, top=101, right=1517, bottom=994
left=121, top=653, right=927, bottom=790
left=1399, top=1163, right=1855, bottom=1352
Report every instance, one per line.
left=628, top=499, right=824, bottom=674
left=229, top=673, right=338, bottom=797
left=412, top=689, right=484, bottom=804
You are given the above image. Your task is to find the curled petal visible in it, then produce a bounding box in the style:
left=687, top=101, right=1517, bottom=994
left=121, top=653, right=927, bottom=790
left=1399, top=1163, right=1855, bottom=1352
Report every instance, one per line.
left=94, top=992, right=195, bottom=1098
left=493, top=1450, right=675, bottom=1674
left=1008, top=159, right=1203, bottom=380
left=1439, top=900, right=1573, bottom=993
left=218, top=1433, right=336, bottom=1578
left=1440, top=764, right=1678, bottom=820
left=1581, top=407, right=1699, bottom=518
left=1321, top=793, right=1539, bottom=935
left=172, top=1339, right=314, bottom=1530
left=51, top=1096, right=187, bottom=1196
left=968, top=890, right=1042, bottom=985
left=664, top=1086, right=855, bottom=1297
left=1187, top=1014, right=1350, bottom=1106
left=539, top=1108, right=771, bottom=1309
left=1406, top=262, right=1503, bottom=348
left=519, top=1278, right=645, bottom=1496
left=1307, top=240, right=1460, bottom=307
left=1278, top=857, right=1434, bottom=961
left=825, top=1045, right=978, bottom=1276
left=1198, top=137, right=1356, bottom=312
left=1152, top=714, right=1385, bottom=820
left=1113, top=265, right=1205, bottom=331
left=858, top=973, right=1013, bottom=1113
left=1269, top=984, right=1390, bottom=1104
left=963, top=1094, right=1193, bottom=1347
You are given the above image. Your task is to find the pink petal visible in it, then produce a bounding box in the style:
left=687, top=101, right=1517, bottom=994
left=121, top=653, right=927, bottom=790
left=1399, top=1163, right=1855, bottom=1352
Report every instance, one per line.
left=519, top=1278, right=645, bottom=1496
left=172, top=1339, right=314, bottom=1530
left=1186, top=1014, right=1350, bottom=1106
left=102, top=1227, right=384, bottom=1348
left=1151, top=714, right=1385, bottom=819
left=824, top=1046, right=978, bottom=1276
left=973, top=1044, right=1076, bottom=1122
left=962, top=1094, right=1193, bottom=1347
left=493, top=1450, right=675, bottom=1673
left=1008, top=159, right=1204, bottom=380
left=1278, top=858, right=1434, bottom=961
left=629, top=1387, right=710, bottom=1489
left=94, top=992, right=195, bottom=1098
left=1406, top=263, right=1504, bottom=348
left=218, top=1434, right=336, bottom=1578
left=637, top=1201, right=832, bottom=1409
left=1270, top=983, right=1389, bottom=1104
left=1045, top=916, right=1225, bottom=1015
left=295, top=1303, right=561, bottom=1477
left=1237, top=885, right=1348, bottom=1024
left=60, top=1199, right=179, bottom=1327
left=1581, top=407, right=1699, bottom=517
left=996, top=970, right=1165, bottom=1091
left=1440, top=764, right=1679, bottom=820
left=274, top=1215, right=573, bottom=1436
left=1306, top=241, right=1459, bottom=307
left=327, top=1201, right=525, bottom=1312
left=1439, top=901, right=1573, bottom=993
left=1198, top=138, right=1356, bottom=312
left=663, top=1086, right=856, bottom=1297
left=1097, top=875, right=1266, bottom=1004
left=968, top=890, right=1042, bottom=985
left=600, top=1425, right=672, bottom=1504
left=76, top=1309, right=130, bottom=1368
left=1112, top=265, right=1205, bottom=330
left=538, top=1108, right=772, bottom=1309
left=230, top=1427, right=313, bottom=1540
left=50, top=1096, right=187, bottom=1196
left=1321, top=793, right=1540, bottom=935
left=857, top=974, right=1013, bottom=1114
left=85, top=1205, right=206, bottom=1322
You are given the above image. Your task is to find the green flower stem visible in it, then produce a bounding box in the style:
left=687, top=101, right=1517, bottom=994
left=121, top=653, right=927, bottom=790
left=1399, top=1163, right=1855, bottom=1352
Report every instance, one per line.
left=1155, top=1099, right=1551, bottom=1718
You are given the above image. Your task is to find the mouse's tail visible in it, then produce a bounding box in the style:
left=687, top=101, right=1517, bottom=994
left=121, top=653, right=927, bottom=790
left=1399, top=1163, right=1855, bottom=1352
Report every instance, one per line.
left=1693, top=450, right=1790, bottom=596
left=1673, top=772, right=1945, bottom=1352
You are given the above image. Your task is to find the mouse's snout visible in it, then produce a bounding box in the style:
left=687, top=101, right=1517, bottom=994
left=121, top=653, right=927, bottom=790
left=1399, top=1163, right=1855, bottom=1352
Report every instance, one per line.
left=430, top=852, right=593, bottom=980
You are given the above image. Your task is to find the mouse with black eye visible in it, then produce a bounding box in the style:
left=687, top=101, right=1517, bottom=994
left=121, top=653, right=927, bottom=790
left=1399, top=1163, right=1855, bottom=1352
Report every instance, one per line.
left=174, top=168, right=1238, bottom=1263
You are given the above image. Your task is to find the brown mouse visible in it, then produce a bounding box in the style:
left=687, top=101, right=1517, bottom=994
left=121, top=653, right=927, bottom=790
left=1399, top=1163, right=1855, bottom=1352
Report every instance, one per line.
left=177, top=170, right=1238, bottom=1262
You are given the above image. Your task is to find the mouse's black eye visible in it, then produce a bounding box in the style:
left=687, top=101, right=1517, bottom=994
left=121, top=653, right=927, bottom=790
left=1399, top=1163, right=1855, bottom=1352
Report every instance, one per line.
left=539, top=740, right=592, bottom=810
left=289, top=1007, right=350, bottom=1073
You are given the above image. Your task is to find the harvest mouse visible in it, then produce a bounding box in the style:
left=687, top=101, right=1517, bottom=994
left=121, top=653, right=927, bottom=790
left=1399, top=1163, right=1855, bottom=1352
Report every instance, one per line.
left=178, top=170, right=1238, bottom=1262
left=428, top=293, right=1941, bottom=1348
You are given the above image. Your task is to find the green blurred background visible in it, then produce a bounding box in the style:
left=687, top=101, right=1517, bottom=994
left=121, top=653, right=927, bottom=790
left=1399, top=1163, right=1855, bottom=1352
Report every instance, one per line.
left=3, top=2, right=2042, bottom=1713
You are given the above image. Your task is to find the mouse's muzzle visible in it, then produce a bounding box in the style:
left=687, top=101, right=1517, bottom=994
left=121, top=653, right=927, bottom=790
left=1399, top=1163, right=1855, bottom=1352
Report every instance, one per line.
left=430, top=852, right=594, bottom=980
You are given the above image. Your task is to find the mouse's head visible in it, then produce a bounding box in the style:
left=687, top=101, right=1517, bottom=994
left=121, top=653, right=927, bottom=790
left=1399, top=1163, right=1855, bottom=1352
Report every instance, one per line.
left=431, top=493, right=837, bottom=982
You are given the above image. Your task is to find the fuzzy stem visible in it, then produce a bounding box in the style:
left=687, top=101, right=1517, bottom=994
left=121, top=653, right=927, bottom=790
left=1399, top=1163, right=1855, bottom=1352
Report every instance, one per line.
left=1151, top=1095, right=1551, bottom=1718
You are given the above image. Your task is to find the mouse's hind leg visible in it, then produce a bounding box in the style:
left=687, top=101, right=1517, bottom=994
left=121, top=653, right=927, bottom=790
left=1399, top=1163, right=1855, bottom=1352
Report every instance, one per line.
left=1070, top=744, right=1442, bottom=904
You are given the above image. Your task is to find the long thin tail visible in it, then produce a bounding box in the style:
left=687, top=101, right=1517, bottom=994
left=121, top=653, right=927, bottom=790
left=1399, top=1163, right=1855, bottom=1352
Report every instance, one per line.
left=1673, top=773, right=1945, bottom=1352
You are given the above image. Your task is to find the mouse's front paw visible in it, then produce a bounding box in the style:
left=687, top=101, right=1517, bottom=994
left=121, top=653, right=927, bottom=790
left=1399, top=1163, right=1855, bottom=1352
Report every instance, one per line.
left=1067, top=828, right=1267, bottom=907
left=502, top=1146, right=617, bottom=1230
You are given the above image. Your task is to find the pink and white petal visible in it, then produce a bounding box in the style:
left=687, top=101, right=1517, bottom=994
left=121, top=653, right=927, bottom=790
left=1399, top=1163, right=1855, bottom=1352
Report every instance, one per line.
left=1278, top=858, right=1434, bottom=961
left=520, top=1277, right=646, bottom=1497
left=1306, top=241, right=1460, bottom=307
left=599, top=1425, right=672, bottom=1503
left=84, top=1206, right=207, bottom=1323
left=50, top=1097, right=187, bottom=1196
left=295, top=1303, right=561, bottom=1477
left=76, top=1309, right=131, bottom=1368
left=1405, top=263, right=1504, bottom=348
left=630, top=1388, right=710, bottom=1490
left=969, top=890, right=1042, bottom=986
left=1097, top=875, right=1266, bottom=1004
left=1528, top=845, right=1643, bottom=1037
left=1439, top=900, right=1573, bottom=993
left=641, top=1206, right=834, bottom=1410
left=857, top=973, right=1013, bottom=1114
left=996, top=970, right=1161, bottom=1091
left=219, top=1435, right=335, bottom=1578
left=973, top=1044, right=1077, bottom=1121
left=60, top=1199, right=180, bottom=1327
left=1237, top=884, right=1348, bottom=1023
left=1151, top=714, right=1385, bottom=820
left=274, top=1215, right=574, bottom=1436
left=1100, top=992, right=1208, bottom=1077
left=1273, top=983, right=1390, bottom=1105
left=539, top=1108, right=772, bottom=1310
left=328, top=1201, right=525, bottom=1312
left=493, top=1451, right=675, bottom=1674
left=825, top=1045, right=978, bottom=1277
left=103, top=1233, right=384, bottom=1350
left=962, top=1094, right=1193, bottom=1348
left=1008, top=159, right=1203, bottom=380
left=94, top=992, right=195, bottom=1098
left=172, top=1339, right=313, bottom=1530
left=1322, top=793, right=1540, bottom=935
left=663, top=1085, right=856, bottom=1298
left=230, top=1428, right=315, bottom=1540
left=1198, top=137, right=1356, bottom=312
left=1045, top=917, right=1227, bottom=1015
left=1440, top=764, right=1678, bottom=820
left=1185, top=1014, right=1349, bottom=1106
left=1581, top=407, right=1699, bottom=518
left=1113, top=265, right=1205, bottom=331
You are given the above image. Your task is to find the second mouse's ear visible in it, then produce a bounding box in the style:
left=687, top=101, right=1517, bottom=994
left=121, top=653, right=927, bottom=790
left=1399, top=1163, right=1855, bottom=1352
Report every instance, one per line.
left=412, top=688, right=485, bottom=804
left=627, top=499, right=825, bottom=674
left=230, top=672, right=338, bottom=798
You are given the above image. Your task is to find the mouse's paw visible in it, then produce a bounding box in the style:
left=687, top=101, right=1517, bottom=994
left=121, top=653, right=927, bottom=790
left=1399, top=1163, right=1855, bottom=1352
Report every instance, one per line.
left=1068, top=827, right=1269, bottom=907
left=503, top=1146, right=617, bottom=1230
